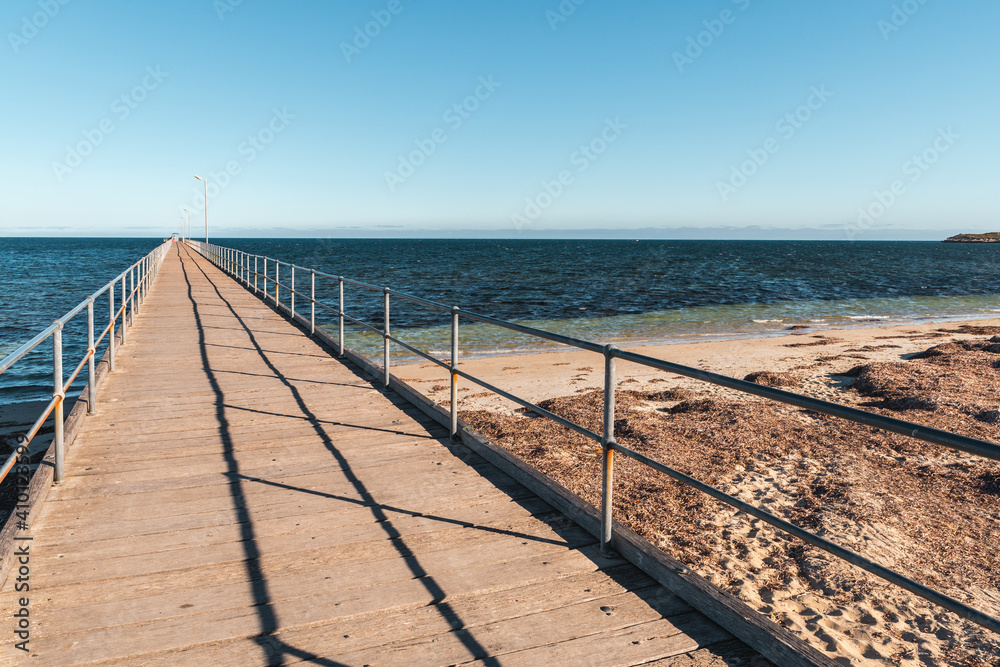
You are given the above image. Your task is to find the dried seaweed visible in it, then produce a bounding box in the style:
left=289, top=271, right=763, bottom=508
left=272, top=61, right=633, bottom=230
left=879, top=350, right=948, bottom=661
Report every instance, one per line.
left=461, top=336, right=1000, bottom=667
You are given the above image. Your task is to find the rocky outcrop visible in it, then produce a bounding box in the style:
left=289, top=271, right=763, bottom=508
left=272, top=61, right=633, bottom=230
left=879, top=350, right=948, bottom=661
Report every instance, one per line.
left=943, top=232, right=1000, bottom=242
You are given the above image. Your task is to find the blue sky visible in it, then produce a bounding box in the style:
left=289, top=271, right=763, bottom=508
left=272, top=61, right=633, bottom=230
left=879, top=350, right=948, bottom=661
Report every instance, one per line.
left=0, top=0, right=997, bottom=238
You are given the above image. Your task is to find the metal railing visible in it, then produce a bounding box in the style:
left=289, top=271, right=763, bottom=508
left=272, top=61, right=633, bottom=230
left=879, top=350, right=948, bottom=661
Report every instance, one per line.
left=189, top=240, right=1000, bottom=636
left=0, top=241, right=171, bottom=487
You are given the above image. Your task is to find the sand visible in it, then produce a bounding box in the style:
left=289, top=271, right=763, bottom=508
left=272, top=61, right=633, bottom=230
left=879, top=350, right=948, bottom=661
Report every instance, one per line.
left=396, top=318, right=1000, bottom=666
left=396, top=317, right=1000, bottom=411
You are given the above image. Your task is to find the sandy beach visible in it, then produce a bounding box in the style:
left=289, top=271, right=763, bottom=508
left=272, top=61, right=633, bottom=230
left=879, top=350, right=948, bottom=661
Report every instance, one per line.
left=396, top=317, right=1000, bottom=411
left=397, top=318, right=1000, bottom=666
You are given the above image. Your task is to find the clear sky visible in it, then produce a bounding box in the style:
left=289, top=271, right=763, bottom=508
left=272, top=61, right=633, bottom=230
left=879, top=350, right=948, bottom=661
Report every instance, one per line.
left=1, top=1, right=997, bottom=239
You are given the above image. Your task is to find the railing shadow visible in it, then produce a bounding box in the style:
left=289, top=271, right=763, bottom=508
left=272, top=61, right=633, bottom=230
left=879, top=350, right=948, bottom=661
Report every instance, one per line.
left=178, top=245, right=348, bottom=666
left=220, top=402, right=440, bottom=439
left=179, top=244, right=506, bottom=665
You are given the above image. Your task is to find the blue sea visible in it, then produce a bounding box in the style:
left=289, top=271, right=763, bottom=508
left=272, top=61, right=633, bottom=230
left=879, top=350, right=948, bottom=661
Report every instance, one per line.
left=3, top=237, right=1000, bottom=405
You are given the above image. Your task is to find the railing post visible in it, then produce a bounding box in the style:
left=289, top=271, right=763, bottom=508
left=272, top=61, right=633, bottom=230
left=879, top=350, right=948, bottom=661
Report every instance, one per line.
left=601, top=344, right=618, bottom=556
left=451, top=307, right=460, bottom=439
left=383, top=288, right=391, bottom=388
left=310, top=270, right=316, bottom=335
left=121, top=276, right=129, bottom=345
left=291, top=266, right=296, bottom=320
left=86, top=299, right=96, bottom=415
left=338, top=277, right=345, bottom=357
left=254, top=255, right=258, bottom=292
left=109, top=286, right=116, bottom=372
left=122, top=275, right=130, bottom=345
left=130, top=267, right=135, bottom=321
left=52, top=322, right=65, bottom=484
left=276, top=262, right=280, bottom=305
left=263, top=258, right=268, bottom=298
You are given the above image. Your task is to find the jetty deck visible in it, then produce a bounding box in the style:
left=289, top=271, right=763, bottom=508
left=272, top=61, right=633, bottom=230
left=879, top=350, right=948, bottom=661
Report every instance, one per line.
left=0, top=245, right=766, bottom=665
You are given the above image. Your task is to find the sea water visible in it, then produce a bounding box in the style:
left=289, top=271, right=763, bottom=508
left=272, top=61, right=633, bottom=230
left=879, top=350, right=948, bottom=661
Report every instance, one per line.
left=2, top=238, right=999, bottom=403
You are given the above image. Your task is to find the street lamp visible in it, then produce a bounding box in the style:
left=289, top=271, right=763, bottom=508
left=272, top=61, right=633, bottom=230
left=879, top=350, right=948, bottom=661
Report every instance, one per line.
left=194, top=175, right=208, bottom=244
left=183, top=208, right=191, bottom=243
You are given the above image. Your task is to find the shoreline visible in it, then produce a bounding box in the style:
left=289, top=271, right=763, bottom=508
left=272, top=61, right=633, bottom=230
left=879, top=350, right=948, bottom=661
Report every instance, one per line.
left=396, top=316, right=1000, bottom=413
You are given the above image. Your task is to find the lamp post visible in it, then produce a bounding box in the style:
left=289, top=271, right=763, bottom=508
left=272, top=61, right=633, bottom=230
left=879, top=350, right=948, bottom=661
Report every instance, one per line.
left=183, top=208, right=191, bottom=243
left=194, top=175, right=208, bottom=244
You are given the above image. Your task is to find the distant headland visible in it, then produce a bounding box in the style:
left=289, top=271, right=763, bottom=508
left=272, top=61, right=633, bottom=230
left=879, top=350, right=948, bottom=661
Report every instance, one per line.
left=943, top=233, right=1000, bottom=243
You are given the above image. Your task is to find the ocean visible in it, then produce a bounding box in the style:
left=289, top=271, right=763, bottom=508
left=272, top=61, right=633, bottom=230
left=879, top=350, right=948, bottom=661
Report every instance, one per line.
left=2, top=238, right=1000, bottom=404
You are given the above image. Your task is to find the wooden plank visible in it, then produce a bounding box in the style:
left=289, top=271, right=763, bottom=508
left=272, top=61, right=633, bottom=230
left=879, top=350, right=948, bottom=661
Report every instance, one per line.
left=63, top=432, right=470, bottom=477
left=27, top=508, right=597, bottom=590
left=42, top=456, right=519, bottom=510
left=17, top=547, right=628, bottom=643
left=34, top=499, right=569, bottom=574
left=84, top=565, right=661, bottom=667
left=327, top=589, right=692, bottom=666
left=35, top=474, right=531, bottom=535
left=456, top=616, right=732, bottom=667
left=638, top=638, right=775, bottom=666
left=54, top=443, right=493, bottom=499
left=32, top=482, right=539, bottom=544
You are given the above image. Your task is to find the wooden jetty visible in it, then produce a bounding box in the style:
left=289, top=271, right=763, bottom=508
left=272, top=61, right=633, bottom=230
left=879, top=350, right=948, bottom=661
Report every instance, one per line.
left=0, top=245, right=815, bottom=665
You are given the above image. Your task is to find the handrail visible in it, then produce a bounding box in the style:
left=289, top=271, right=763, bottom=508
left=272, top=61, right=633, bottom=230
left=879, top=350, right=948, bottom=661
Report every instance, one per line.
left=186, top=239, right=1000, bottom=636
left=0, top=240, right=172, bottom=489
